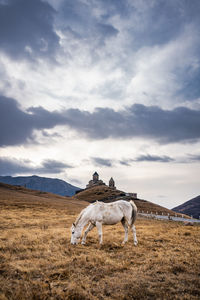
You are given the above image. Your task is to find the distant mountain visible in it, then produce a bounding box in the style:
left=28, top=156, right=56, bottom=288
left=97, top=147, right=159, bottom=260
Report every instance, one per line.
left=172, top=195, right=200, bottom=219
left=0, top=175, right=81, bottom=197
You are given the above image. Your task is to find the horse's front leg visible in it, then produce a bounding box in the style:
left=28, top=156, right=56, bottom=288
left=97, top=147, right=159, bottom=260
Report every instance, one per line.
left=81, top=223, right=95, bottom=245
left=96, top=222, right=103, bottom=244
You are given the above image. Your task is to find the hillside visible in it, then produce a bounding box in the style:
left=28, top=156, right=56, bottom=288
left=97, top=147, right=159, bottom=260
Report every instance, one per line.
left=0, top=181, right=200, bottom=299
left=0, top=182, right=87, bottom=211
left=173, top=195, right=200, bottom=219
left=0, top=181, right=187, bottom=218
left=72, top=185, right=184, bottom=217
left=0, top=175, right=80, bottom=196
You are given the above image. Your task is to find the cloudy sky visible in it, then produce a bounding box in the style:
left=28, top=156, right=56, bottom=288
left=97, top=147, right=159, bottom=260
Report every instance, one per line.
left=0, top=0, right=200, bottom=209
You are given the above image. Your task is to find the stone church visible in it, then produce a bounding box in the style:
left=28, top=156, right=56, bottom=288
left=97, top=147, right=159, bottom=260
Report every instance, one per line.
left=86, top=172, right=116, bottom=189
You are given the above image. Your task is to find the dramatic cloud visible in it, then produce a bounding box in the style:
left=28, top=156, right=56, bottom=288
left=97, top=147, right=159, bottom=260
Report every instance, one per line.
left=58, top=0, right=200, bottom=49
left=0, top=95, right=65, bottom=146
left=92, top=157, right=113, bottom=167
left=38, top=159, right=73, bottom=174
left=1, top=96, right=200, bottom=147
left=129, top=0, right=200, bottom=47
left=119, top=160, right=132, bottom=167
left=119, top=155, right=174, bottom=166
left=0, top=157, right=73, bottom=176
left=66, top=105, right=200, bottom=143
left=0, top=157, right=33, bottom=175
left=134, top=155, right=174, bottom=163
left=92, top=155, right=175, bottom=166
left=1, top=0, right=200, bottom=208
left=59, top=0, right=119, bottom=42
left=0, top=0, right=60, bottom=61
left=187, top=154, right=200, bottom=162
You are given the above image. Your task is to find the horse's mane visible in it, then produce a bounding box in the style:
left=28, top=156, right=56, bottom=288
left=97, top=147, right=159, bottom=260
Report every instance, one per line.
left=74, top=208, right=85, bottom=226
left=74, top=202, right=97, bottom=226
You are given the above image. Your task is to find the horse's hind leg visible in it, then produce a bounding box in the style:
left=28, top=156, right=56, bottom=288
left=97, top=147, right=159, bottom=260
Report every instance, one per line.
left=81, top=223, right=95, bottom=245
left=131, top=224, right=138, bottom=246
left=121, top=218, right=128, bottom=244
left=96, top=221, right=103, bottom=244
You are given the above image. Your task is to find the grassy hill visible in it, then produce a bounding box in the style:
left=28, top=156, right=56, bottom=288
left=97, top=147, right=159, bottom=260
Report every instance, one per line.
left=0, top=182, right=199, bottom=299
left=0, top=182, right=87, bottom=212
left=72, top=185, right=186, bottom=217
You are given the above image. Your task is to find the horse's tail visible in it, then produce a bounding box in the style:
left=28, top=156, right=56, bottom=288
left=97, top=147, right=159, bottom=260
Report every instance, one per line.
left=130, top=200, right=137, bottom=225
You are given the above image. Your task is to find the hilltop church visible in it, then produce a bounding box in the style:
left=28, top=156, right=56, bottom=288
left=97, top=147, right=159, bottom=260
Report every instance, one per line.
left=86, top=172, right=116, bottom=190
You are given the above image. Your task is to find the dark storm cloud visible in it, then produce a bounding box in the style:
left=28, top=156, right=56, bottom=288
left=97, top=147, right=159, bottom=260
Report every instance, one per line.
left=59, top=0, right=200, bottom=48
left=56, top=0, right=200, bottom=101
left=129, top=0, right=200, bottom=47
left=0, top=96, right=34, bottom=146
left=119, top=155, right=173, bottom=165
left=119, top=160, right=132, bottom=167
left=0, top=95, right=66, bottom=146
left=0, top=157, right=73, bottom=176
left=63, top=104, right=200, bottom=144
left=96, top=23, right=118, bottom=38
left=0, top=0, right=60, bottom=60
left=177, top=68, right=200, bottom=101
left=97, top=0, right=129, bottom=16
left=131, top=0, right=200, bottom=47
left=0, top=157, right=33, bottom=175
left=39, top=159, right=73, bottom=173
left=92, top=157, right=113, bottom=167
left=92, top=155, right=174, bottom=167
left=1, top=96, right=200, bottom=147
left=59, top=0, right=118, bottom=43
left=134, top=155, right=174, bottom=163
left=187, top=154, right=200, bottom=162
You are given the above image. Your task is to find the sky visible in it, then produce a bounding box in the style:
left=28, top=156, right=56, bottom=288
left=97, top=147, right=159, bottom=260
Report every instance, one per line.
left=0, top=0, right=200, bottom=209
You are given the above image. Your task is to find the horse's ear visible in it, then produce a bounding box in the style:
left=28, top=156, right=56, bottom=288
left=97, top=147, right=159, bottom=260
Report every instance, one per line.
left=73, top=222, right=75, bottom=227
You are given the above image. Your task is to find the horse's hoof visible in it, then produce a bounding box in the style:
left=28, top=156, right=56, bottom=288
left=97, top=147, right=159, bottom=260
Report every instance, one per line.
left=81, top=242, right=86, bottom=245
left=134, top=242, right=138, bottom=246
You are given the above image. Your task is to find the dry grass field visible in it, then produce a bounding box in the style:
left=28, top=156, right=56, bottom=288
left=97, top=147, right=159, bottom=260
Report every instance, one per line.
left=0, top=184, right=200, bottom=300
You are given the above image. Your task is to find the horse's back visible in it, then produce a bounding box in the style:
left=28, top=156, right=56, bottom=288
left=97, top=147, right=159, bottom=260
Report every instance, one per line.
left=88, top=200, right=131, bottom=225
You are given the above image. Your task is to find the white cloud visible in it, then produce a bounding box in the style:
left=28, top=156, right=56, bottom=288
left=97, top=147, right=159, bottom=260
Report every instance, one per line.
left=1, top=0, right=200, bottom=209
left=126, top=25, right=200, bottom=108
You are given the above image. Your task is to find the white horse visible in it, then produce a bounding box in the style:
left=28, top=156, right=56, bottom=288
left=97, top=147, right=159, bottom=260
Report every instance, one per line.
left=70, top=200, right=138, bottom=245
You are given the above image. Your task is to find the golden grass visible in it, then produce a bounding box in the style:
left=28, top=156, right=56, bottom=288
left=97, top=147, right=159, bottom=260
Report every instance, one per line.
left=0, top=185, right=200, bottom=299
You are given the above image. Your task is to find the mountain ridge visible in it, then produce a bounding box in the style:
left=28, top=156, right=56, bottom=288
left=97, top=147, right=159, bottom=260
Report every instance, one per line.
left=172, top=195, right=200, bottom=219
left=0, top=175, right=80, bottom=197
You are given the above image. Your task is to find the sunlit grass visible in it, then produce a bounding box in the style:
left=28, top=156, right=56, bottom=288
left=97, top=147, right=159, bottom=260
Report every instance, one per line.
left=0, top=186, right=200, bottom=299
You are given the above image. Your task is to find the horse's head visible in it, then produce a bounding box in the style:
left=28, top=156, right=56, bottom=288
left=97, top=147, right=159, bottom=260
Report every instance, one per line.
left=70, top=223, right=81, bottom=245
